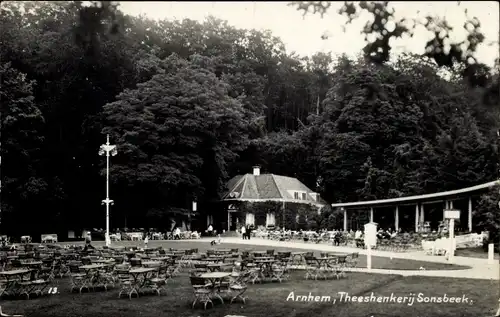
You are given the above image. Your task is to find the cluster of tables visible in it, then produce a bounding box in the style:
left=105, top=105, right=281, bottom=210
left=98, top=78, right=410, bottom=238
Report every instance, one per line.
left=0, top=243, right=359, bottom=305
left=0, top=257, right=56, bottom=299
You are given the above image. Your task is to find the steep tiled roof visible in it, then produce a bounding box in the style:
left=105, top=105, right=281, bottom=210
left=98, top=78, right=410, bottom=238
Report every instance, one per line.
left=222, top=173, right=326, bottom=206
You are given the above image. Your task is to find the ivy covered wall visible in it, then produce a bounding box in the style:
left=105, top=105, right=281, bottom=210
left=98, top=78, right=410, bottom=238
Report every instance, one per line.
left=235, top=201, right=340, bottom=230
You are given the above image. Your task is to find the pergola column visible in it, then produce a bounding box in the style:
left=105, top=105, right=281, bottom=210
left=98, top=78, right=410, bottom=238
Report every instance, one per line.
left=369, top=207, right=374, bottom=222
left=415, top=204, right=419, bottom=232
left=420, top=204, right=425, bottom=223
left=443, top=201, right=449, bottom=220
left=394, top=206, right=399, bottom=231
left=468, top=197, right=472, bottom=232
left=343, top=209, right=347, bottom=231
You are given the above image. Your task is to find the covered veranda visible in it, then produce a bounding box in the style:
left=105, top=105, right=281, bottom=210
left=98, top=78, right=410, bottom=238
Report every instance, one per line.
left=331, top=180, right=500, bottom=233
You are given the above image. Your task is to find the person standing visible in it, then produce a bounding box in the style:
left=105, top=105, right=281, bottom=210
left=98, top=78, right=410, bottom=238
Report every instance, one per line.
left=246, top=225, right=252, bottom=240
left=207, top=224, right=214, bottom=237
left=144, top=235, right=149, bottom=249
left=241, top=225, right=246, bottom=240
left=84, top=235, right=94, bottom=252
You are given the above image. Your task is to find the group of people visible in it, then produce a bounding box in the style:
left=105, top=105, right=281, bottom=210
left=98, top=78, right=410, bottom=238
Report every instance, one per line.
left=239, top=225, right=253, bottom=240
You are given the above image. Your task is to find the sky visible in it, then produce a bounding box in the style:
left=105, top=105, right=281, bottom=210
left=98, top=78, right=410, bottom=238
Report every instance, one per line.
left=118, top=1, right=499, bottom=67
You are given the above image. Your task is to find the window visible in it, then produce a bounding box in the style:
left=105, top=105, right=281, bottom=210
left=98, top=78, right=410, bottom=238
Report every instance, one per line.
left=294, top=192, right=299, bottom=199
left=302, top=193, right=307, bottom=200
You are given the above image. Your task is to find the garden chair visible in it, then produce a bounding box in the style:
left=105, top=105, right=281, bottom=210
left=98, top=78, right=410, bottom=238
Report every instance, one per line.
left=192, top=263, right=208, bottom=276
left=271, top=260, right=287, bottom=283
left=113, top=256, right=124, bottom=264
left=213, top=275, right=232, bottom=301
left=32, top=262, right=53, bottom=296
left=18, top=279, right=36, bottom=300
left=53, top=258, right=68, bottom=277
left=10, top=260, right=22, bottom=269
left=113, top=264, right=130, bottom=283
left=190, top=276, right=213, bottom=309
left=281, top=257, right=291, bottom=280
left=350, top=252, right=359, bottom=268
left=115, top=267, right=138, bottom=300
left=277, top=251, right=291, bottom=260
left=241, top=251, right=250, bottom=260
left=0, top=276, right=9, bottom=298
left=130, top=258, right=142, bottom=267
left=304, top=256, right=319, bottom=280
left=20, top=273, right=50, bottom=299
left=247, top=266, right=261, bottom=284
left=98, top=264, right=116, bottom=290
left=146, top=268, right=167, bottom=296
left=335, top=256, right=348, bottom=279
left=81, top=257, right=91, bottom=265
left=68, top=263, right=88, bottom=293
left=229, top=270, right=251, bottom=304
left=165, top=259, right=179, bottom=277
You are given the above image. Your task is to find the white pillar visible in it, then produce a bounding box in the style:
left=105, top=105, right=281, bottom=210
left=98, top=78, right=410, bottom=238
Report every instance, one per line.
left=448, top=201, right=454, bottom=232
left=415, top=204, right=419, bottom=232
left=420, top=204, right=425, bottom=223
left=227, top=212, right=230, bottom=231
left=468, top=197, right=472, bottom=232
left=448, top=217, right=455, bottom=263
left=343, top=209, right=347, bottom=231
left=443, top=201, right=449, bottom=220
left=369, top=207, right=374, bottom=222
left=394, top=206, right=399, bottom=231
left=488, top=244, right=495, bottom=264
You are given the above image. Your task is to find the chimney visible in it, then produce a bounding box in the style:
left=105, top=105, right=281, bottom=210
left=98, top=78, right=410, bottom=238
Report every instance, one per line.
left=252, top=166, right=260, bottom=176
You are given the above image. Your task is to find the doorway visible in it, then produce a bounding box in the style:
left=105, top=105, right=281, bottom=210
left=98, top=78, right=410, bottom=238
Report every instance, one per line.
left=229, top=212, right=243, bottom=231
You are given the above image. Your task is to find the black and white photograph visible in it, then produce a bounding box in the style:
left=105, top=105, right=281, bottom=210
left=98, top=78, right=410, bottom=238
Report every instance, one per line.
left=1, top=1, right=499, bottom=316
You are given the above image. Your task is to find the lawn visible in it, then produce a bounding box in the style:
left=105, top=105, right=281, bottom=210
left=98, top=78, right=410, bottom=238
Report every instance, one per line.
left=3, top=271, right=498, bottom=317
left=455, top=247, right=500, bottom=260
left=59, top=240, right=471, bottom=271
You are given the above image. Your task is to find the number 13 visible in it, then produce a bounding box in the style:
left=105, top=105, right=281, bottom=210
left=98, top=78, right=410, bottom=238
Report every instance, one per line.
left=48, top=287, right=58, bottom=294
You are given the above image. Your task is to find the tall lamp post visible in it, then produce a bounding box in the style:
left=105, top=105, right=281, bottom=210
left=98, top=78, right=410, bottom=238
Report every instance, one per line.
left=99, top=135, right=117, bottom=246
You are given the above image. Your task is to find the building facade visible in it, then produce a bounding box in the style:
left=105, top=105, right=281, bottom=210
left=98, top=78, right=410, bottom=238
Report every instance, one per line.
left=221, top=166, right=326, bottom=231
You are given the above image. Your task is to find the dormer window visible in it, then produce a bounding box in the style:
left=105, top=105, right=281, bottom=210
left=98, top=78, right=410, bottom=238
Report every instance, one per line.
left=294, top=192, right=299, bottom=199
left=302, top=193, right=307, bottom=200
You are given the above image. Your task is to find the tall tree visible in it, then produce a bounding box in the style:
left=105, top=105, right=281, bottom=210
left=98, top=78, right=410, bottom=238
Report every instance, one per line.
left=101, top=54, right=248, bottom=227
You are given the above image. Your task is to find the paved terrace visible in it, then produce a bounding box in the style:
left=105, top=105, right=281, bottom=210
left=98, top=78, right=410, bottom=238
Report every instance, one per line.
left=185, top=237, right=499, bottom=280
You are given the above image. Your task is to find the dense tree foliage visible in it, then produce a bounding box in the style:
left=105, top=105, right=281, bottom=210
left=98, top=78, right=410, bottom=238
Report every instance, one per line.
left=1, top=1, right=498, bottom=236
left=474, top=185, right=500, bottom=243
